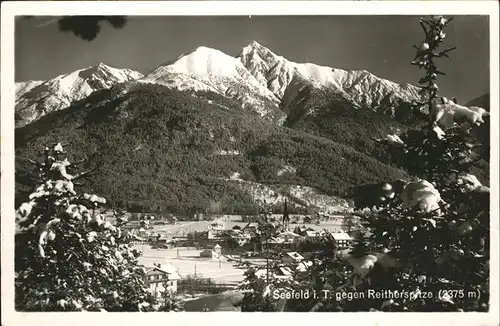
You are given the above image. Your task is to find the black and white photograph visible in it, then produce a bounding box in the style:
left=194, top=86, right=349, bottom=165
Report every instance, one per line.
left=1, top=1, right=499, bottom=325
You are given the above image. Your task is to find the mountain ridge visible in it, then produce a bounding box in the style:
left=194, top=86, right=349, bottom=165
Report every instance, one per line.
left=16, top=41, right=424, bottom=128
left=238, top=41, right=421, bottom=110
left=15, top=63, right=143, bottom=127
left=15, top=83, right=409, bottom=215
left=139, top=45, right=285, bottom=124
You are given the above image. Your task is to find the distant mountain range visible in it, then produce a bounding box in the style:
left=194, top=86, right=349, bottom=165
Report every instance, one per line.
left=16, top=41, right=422, bottom=128
left=14, top=41, right=489, bottom=215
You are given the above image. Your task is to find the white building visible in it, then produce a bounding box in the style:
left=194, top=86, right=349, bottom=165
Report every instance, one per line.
left=144, top=263, right=181, bottom=295
left=331, top=231, right=353, bottom=249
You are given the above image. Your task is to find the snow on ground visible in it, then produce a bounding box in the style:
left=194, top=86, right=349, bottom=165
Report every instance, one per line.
left=135, top=245, right=245, bottom=284
left=229, top=172, right=242, bottom=180
left=287, top=185, right=353, bottom=213
left=238, top=181, right=288, bottom=206
left=225, top=174, right=352, bottom=213
left=277, top=165, right=296, bottom=176
left=215, top=150, right=241, bottom=156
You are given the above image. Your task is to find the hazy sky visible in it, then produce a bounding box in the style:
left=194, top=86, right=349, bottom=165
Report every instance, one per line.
left=15, top=15, right=489, bottom=102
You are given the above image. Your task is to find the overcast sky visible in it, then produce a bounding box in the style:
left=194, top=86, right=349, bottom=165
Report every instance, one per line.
left=15, top=15, right=489, bottom=102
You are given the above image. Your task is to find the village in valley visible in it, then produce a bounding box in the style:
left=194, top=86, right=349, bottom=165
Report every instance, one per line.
left=112, top=206, right=358, bottom=305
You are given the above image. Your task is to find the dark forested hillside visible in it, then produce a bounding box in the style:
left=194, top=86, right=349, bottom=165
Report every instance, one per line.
left=15, top=83, right=407, bottom=215
left=283, top=88, right=490, bottom=185
left=284, top=87, right=414, bottom=160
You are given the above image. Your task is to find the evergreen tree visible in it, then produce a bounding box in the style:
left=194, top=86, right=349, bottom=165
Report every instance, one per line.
left=282, top=199, right=290, bottom=227
left=341, top=214, right=357, bottom=234
left=15, top=143, right=175, bottom=311
left=359, top=15, right=490, bottom=312
left=349, top=230, right=370, bottom=259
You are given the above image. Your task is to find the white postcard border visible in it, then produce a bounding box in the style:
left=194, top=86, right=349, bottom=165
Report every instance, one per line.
left=1, top=2, right=498, bottom=326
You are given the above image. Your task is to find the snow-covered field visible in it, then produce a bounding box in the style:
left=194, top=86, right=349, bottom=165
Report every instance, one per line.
left=135, top=245, right=246, bottom=284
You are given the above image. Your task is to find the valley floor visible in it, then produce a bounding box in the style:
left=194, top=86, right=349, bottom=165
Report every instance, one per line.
left=135, top=245, right=248, bottom=284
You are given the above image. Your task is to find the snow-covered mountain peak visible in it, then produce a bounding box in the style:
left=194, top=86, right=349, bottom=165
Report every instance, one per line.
left=238, top=42, right=297, bottom=99
left=248, top=40, right=265, bottom=48
left=164, top=45, right=246, bottom=78
left=79, top=62, right=115, bottom=76
left=77, top=63, right=143, bottom=83
left=239, top=40, right=282, bottom=61
left=15, top=64, right=143, bottom=127
left=140, top=44, right=284, bottom=123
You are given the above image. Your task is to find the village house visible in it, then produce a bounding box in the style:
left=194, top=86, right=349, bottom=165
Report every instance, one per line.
left=231, top=233, right=251, bottom=246
left=194, top=213, right=206, bottom=221
left=293, top=225, right=314, bottom=236
left=200, top=244, right=222, bottom=260
left=281, top=251, right=304, bottom=264
left=331, top=231, right=354, bottom=249
left=144, top=263, right=181, bottom=295
left=270, top=230, right=303, bottom=245
left=241, top=222, right=260, bottom=235
left=153, top=234, right=173, bottom=248
left=304, top=230, right=321, bottom=238
left=207, top=229, right=222, bottom=240
left=296, top=260, right=313, bottom=272
left=207, top=220, right=226, bottom=240
left=130, top=234, right=146, bottom=245
left=165, top=214, right=178, bottom=223
left=171, top=234, right=188, bottom=243
left=255, top=266, right=294, bottom=280
left=137, top=227, right=148, bottom=238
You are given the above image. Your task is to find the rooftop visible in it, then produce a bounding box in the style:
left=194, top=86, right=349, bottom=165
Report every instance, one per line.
left=285, top=252, right=304, bottom=261
left=331, top=231, right=353, bottom=241
left=145, top=263, right=181, bottom=280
